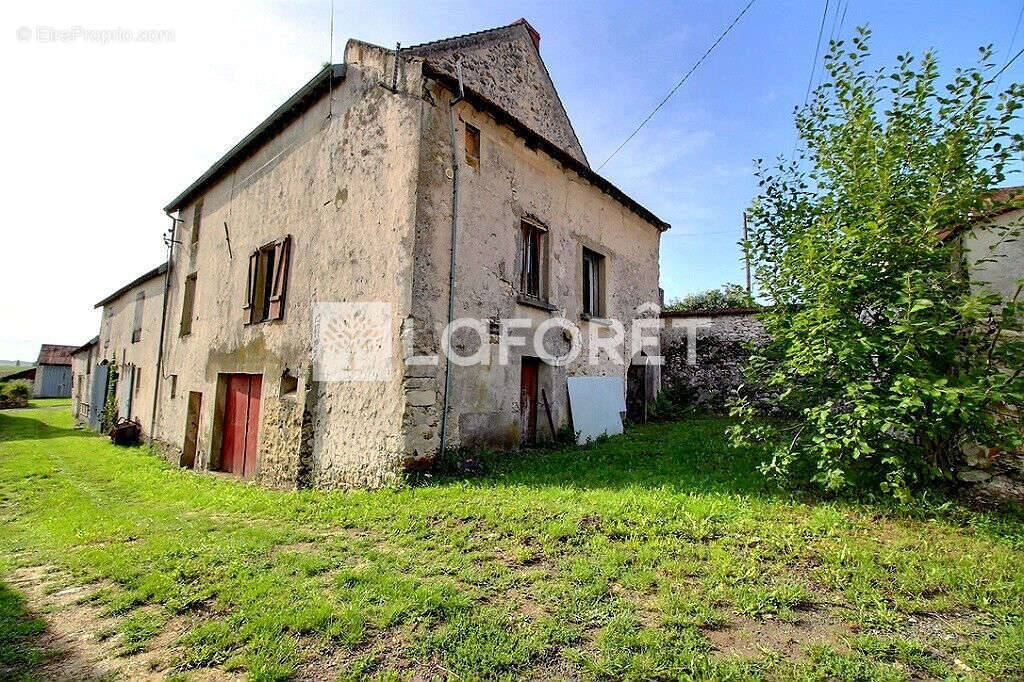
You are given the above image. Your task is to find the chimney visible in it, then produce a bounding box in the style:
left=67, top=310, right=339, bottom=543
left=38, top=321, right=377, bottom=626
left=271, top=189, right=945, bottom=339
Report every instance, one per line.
left=514, top=18, right=541, bottom=51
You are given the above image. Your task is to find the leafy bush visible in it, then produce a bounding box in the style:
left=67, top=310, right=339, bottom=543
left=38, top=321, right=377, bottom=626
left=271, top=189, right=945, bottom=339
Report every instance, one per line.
left=100, top=359, right=119, bottom=433
left=730, top=28, right=1024, bottom=499
left=664, top=283, right=753, bottom=313
left=0, top=380, right=32, bottom=409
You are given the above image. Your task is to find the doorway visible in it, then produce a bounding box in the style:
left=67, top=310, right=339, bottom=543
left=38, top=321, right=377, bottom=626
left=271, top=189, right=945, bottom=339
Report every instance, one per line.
left=626, top=360, right=648, bottom=424
left=219, top=374, right=262, bottom=478
left=520, top=357, right=539, bottom=444
left=182, top=391, right=202, bottom=469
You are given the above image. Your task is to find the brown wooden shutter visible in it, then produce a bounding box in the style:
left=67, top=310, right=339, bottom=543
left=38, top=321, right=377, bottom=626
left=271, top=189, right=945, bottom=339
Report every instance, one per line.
left=244, top=250, right=258, bottom=324
left=268, top=235, right=291, bottom=320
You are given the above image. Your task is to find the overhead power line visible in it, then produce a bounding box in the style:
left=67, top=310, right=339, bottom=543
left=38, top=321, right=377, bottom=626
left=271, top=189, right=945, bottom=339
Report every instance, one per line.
left=596, top=0, right=758, bottom=172
left=803, top=0, right=831, bottom=110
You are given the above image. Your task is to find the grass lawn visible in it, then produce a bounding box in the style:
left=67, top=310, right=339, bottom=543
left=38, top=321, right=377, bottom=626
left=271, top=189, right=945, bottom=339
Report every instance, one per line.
left=25, top=398, right=71, bottom=410
left=1, top=408, right=1023, bottom=681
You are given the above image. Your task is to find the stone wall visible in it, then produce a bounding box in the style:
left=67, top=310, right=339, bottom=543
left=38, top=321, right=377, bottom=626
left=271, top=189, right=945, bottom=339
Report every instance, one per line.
left=659, top=309, right=766, bottom=412
left=154, top=41, right=422, bottom=488
left=405, top=74, right=663, bottom=454
left=407, top=21, right=589, bottom=167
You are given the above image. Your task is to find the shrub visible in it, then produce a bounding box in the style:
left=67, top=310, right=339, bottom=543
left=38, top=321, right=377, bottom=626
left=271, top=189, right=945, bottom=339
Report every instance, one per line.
left=730, top=28, right=1024, bottom=499
left=664, top=283, right=753, bottom=313
left=0, top=380, right=32, bottom=409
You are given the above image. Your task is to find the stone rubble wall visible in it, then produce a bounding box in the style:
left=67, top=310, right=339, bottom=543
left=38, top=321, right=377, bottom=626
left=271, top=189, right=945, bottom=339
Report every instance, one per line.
left=659, top=311, right=767, bottom=412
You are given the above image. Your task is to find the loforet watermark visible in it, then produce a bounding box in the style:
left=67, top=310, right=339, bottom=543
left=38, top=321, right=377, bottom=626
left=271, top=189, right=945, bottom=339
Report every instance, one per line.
left=16, top=25, right=175, bottom=44
left=312, top=301, right=708, bottom=382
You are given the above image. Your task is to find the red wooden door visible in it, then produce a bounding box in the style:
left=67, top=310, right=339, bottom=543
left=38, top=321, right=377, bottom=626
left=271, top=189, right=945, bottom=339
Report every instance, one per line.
left=520, top=358, right=538, bottom=444
left=219, top=374, right=262, bottom=477
left=243, top=375, right=262, bottom=478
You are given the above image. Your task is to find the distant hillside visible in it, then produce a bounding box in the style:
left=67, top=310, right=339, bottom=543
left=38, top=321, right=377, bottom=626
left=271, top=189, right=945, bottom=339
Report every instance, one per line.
left=0, top=364, right=35, bottom=379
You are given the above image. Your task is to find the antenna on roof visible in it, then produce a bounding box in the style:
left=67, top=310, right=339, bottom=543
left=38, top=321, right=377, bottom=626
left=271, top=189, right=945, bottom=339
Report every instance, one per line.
left=327, top=0, right=335, bottom=120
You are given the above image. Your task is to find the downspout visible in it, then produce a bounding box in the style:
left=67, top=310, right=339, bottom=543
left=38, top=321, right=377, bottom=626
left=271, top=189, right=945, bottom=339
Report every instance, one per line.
left=149, top=212, right=180, bottom=446
left=438, top=61, right=465, bottom=456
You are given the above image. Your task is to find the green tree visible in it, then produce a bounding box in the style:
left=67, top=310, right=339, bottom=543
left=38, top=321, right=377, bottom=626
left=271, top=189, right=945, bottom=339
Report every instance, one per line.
left=664, top=283, right=754, bottom=313
left=730, top=29, right=1024, bottom=499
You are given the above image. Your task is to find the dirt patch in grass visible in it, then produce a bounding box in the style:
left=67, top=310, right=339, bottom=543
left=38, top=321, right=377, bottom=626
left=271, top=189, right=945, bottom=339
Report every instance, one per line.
left=706, top=604, right=854, bottom=660
left=293, top=628, right=455, bottom=681
left=8, top=565, right=237, bottom=681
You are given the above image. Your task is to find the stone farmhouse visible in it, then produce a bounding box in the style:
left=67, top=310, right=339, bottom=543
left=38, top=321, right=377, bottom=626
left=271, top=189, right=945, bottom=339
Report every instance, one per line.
left=73, top=20, right=669, bottom=489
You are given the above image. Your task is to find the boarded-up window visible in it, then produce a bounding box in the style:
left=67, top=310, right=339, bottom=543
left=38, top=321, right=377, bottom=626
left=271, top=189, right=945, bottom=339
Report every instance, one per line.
left=191, top=198, right=203, bottom=248
left=180, top=273, right=197, bottom=336
left=582, top=247, right=605, bottom=317
left=520, top=221, right=545, bottom=300
left=131, top=291, right=145, bottom=343
left=465, top=123, right=480, bottom=167
left=244, top=236, right=292, bottom=324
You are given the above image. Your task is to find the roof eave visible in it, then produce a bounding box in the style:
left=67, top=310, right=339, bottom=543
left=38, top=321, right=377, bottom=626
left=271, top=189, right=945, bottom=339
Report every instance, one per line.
left=422, top=64, right=669, bottom=232
left=163, top=63, right=347, bottom=214
left=94, top=263, right=168, bottom=308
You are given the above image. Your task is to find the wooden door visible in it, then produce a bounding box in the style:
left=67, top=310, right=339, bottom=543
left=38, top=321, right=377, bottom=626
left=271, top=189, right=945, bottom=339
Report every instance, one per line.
left=520, top=357, right=539, bottom=444
left=243, top=375, right=262, bottom=478
left=182, top=391, right=202, bottom=468
left=219, top=374, right=261, bottom=477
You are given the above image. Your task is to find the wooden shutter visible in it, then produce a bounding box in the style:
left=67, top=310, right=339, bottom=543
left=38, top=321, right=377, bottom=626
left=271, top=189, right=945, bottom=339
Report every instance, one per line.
left=244, top=250, right=258, bottom=324
left=267, top=235, right=291, bottom=320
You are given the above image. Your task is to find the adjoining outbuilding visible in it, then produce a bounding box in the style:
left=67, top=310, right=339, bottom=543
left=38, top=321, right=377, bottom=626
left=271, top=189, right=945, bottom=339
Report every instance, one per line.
left=32, top=344, right=76, bottom=398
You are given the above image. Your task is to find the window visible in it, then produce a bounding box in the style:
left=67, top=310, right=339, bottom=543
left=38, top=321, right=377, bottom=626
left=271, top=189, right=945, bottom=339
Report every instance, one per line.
left=245, top=236, right=292, bottom=324
left=134, top=368, right=141, bottom=396
left=465, top=123, right=480, bottom=167
left=520, top=221, right=545, bottom=301
left=582, top=247, right=605, bottom=317
left=131, top=291, right=145, bottom=343
left=191, top=198, right=203, bottom=248
left=180, top=273, right=197, bottom=336
left=169, top=374, right=178, bottom=399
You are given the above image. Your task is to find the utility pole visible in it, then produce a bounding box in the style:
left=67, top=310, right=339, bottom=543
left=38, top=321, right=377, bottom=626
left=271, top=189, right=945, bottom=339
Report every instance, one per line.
left=742, top=211, right=751, bottom=296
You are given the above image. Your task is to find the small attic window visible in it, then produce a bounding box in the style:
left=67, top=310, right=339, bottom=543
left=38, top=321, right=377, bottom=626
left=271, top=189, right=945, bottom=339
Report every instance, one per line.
left=465, top=123, right=480, bottom=167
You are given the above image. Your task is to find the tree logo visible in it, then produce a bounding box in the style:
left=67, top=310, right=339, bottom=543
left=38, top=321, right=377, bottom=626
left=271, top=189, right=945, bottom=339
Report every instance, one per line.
left=313, top=303, right=392, bottom=381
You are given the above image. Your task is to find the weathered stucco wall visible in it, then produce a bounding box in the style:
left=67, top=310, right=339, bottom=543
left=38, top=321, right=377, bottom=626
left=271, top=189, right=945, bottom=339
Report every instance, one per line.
left=660, top=310, right=766, bottom=412
left=404, top=76, right=662, bottom=455
left=70, top=345, right=96, bottom=422
left=154, top=42, right=422, bottom=488
left=964, top=208, right=1024, bottom=302
left=91, top=273, right=166, bottom=435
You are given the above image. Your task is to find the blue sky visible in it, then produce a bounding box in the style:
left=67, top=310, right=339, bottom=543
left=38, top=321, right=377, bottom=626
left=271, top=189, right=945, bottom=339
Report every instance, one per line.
left=306, top=1, right=1024, bottom=301
left=1, top=0, right=1021, bottom=361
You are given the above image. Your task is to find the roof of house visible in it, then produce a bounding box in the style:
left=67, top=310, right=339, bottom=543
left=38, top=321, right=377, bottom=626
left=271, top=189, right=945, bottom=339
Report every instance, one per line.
left=95, top=263, right=167, bottom=308
left=404, top=18, right=589, bottom=168
left=937, top=185, right=1024, bottom=241
left=422, top=63, right=668, bottom=230
left=982, top=185, right=1024, bottom=218
left=36, top=344, right=77, bottom=366
left=70, top=336, right=99, bottom=356
left=162, top=22, right=668, bottom=231
left=164, top=64, right=347, bottom=213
